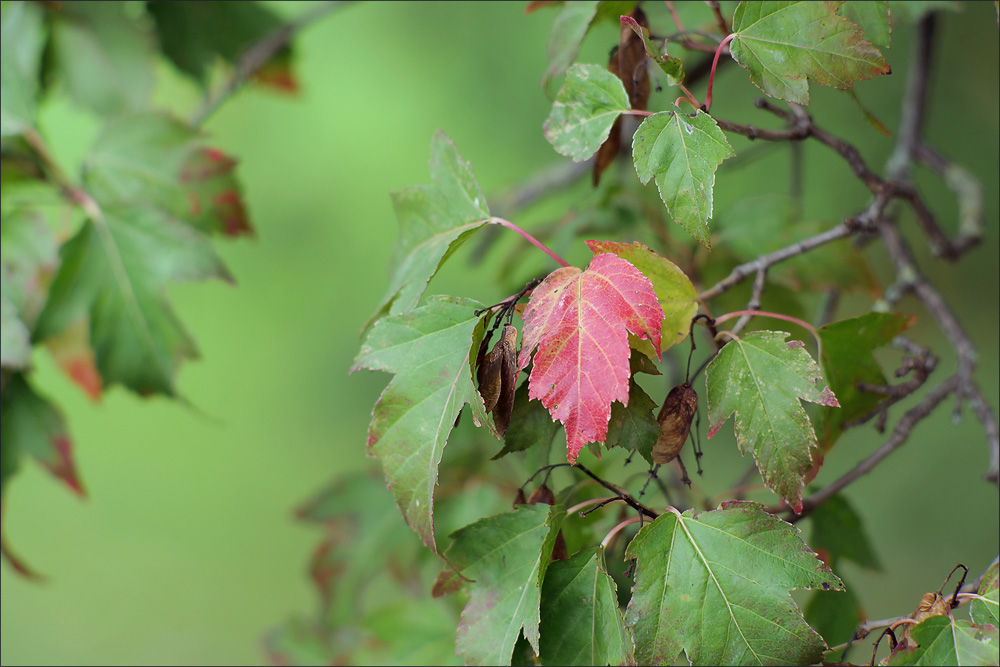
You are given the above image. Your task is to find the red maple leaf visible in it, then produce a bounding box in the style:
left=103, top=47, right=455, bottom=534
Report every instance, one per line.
left=518, top=241, right=663, bottom=462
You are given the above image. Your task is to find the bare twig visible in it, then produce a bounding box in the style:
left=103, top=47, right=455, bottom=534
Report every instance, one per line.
left=574, top=464, right=659, bottom=519
left=842, top=337, right=938, bottom=432
left=698, top=223, right=856, bottom=302
left=717, top=99, right=974, bottom=260
left=191, top=1, right=353, bottom=127
left=729, top=266, right=767, bottom=337
left=913, top=143, right=983, bottom=255
left=873, top=13, right=997, bottom=482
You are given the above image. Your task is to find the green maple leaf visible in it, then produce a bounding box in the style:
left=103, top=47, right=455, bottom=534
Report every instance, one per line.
left=805, top=492, right=882, bottom=646
left=706, top=331, right=839, bottom=511
left=544, top=63, right=629, bottom=162
left=816, top=312, right=914, bottom=449
left=366, top=133, right=491, bottom=330
left=0, top=294, right=30, bottom=370
left=631, top=110, right=735, bottom=249
left=729, top=1, right=891, bottom=105
left=809, top=493, right=881, bottom=571
left=606, top=374, right=660, bottom=465
left=34, top=206, right=230, bottom=396
left=84, top=113, right=201, bottom=214
left=625, top=502, right=842, bottom=666
left=971, top=562, right=999, bottom=629
left=148, top=1, right=295, bottom=90
left=352, top=295, right=491, bottom=550
left=885, top=615, right=999, bottom=666
left=445, top=504, right=564, bottom=666
left=539, top=547, right=633, bottom=666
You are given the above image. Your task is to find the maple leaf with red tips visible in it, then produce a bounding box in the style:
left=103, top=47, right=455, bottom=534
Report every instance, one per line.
left=179, top=147, right=254, bottom=238
left=518, top=241, right=663, bottom=462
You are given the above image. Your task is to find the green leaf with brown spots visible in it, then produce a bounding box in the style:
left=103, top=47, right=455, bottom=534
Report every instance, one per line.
left=631, top=110, right=734, bottom=249
left=729, top=1, right=891, bottom=105
left=706, top=331, right=839, bottom=512
left=544, top=64, right=630, bottom=161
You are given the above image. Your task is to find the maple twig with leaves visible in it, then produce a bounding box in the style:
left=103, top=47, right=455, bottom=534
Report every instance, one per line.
left=342, top=4, right=999, bottom=666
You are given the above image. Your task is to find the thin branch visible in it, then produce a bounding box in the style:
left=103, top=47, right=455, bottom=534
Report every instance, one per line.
left=886, top=15, right=935, bottom=183
left=728, top=266, right=767, bottom=337
left=574, top=464, right=659, bottom=519
left=191, top=1, right=353, bottom=127
left=968, top=387, right=1000, bottom=483
left=698, top=223, right=856, bottom=302
left=717, top=100, right=974, bottom=260
left=871, top=12, right=997, bottom=481
left=914, top=143, right=983, bottom=256
left=842, top=337, right=938, bottom=431
left=490, top=159, right=593, bottom=219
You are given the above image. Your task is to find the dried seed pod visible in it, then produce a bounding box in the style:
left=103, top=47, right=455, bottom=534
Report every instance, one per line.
left=652, top=383, right=698, bottom=464
left=476, top=324, right=519, bottom=436
left=526, top=483, right=556, bottom=506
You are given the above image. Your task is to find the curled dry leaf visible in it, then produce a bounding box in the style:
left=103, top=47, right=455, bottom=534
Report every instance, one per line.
left=476, top=324, right=519, bottom=436
left=894, top=588, right=957, bottom=652
left=594, top=6, right=650, bottom=186
left=652, top=382, right=697, bottom=464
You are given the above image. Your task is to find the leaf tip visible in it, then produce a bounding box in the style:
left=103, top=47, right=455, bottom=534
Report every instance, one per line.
left=47, top=434, right=87, bottom=498
left=819, top=386, right=840, bottom=408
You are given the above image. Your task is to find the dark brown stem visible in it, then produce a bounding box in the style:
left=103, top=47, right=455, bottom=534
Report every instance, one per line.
left=191, top=1, right=353, bottom=127
left=705, top=0, right=729, bottom=36
left=716, top=98, right=974, bottom=260
left=843, top=339, right=938, bottom=431
left=574, top=464, right=659, bottom=519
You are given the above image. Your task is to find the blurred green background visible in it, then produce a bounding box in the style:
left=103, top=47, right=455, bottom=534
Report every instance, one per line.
left=1, top=2, right=997, bottom=665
